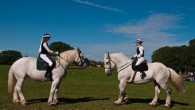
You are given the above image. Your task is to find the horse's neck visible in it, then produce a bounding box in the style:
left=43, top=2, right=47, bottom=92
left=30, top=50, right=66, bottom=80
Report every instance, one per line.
left=60, top=50, right=76, bottom=63
left=111, top=54, right=131, bottom=68
left=58, top=57, right=72, bottom=69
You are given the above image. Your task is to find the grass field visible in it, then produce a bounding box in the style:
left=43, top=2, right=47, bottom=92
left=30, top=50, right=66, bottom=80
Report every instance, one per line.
left=0, top=65, right=195, bottom=110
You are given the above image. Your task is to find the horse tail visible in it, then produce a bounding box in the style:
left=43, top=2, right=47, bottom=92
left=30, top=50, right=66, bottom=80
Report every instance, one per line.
left=8, top=68, right=14, bottom=93
left=168, top=68, right=185, bottom=93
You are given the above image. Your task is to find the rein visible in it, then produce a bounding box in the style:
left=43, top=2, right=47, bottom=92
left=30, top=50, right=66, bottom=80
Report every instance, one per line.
left=106, top=53, right=133, bottom=73
left=117, top=61, right=132, bottom=72
left=55, top=55, right=69, bottom=69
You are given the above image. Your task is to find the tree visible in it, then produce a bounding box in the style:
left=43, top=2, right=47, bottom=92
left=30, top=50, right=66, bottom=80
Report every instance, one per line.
left=0, top=50, right=22, bottom=65
left=151, top=39, right=195, bottom=72
left=189, top=39, right=195, bottom=46
left=49, top=41, right=74, bottom=53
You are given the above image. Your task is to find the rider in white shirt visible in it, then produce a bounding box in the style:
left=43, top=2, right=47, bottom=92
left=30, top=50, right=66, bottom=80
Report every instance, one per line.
left=132, top=39, right=146, bottom=79
left=39, top=33, right=58, bottom=78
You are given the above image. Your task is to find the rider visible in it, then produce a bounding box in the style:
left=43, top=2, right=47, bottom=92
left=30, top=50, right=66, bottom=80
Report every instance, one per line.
left=39, top=33, right=58, bottom=78
left=132, top=39, right=146, bottom=79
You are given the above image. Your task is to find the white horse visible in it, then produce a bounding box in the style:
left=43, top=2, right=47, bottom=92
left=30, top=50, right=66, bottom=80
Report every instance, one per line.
left=104, top=53, right=185, bottom=108
left=8, top=48, right=86, bottom=106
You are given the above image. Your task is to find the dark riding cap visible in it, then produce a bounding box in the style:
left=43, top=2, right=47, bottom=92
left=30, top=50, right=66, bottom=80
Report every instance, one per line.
left=43, top=33, right=51, bottom=38
left=135, top=39, right=143, bottom=43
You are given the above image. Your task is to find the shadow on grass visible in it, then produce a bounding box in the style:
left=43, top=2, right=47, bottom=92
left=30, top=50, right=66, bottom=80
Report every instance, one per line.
left=128, top=98, right=189, bottom=107
left=27, top=97, right=110, bottom=105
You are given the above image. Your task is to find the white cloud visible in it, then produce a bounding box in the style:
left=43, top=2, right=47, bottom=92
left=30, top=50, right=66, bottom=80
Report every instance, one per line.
left=104, top=13, right=188, bottom=61
left=106, top=13, right=183, bottom=38
left=78, top=13, right=188, bottom=62
left=72, top=0, right=125, bottom=14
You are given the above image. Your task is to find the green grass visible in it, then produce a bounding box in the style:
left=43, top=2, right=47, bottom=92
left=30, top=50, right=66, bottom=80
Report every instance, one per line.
left=0, top=65, right=194, bottom=110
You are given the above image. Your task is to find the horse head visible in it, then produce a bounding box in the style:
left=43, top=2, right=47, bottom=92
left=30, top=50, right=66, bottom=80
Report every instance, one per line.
left=75, top=47, right=87, bottom=68
left=60, top=48, right=87, bottom=68
left=104, top=52, right=116, bottom=76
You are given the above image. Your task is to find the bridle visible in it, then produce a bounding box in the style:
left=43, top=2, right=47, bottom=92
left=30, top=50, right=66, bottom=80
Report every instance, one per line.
left=76, top=51, right=85, bottom=67
left=105, top=53, right=133, bottom=73
left=105, top=53, right=115, bottom=73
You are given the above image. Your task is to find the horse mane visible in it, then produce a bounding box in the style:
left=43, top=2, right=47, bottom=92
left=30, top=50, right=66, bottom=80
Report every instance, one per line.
left=111, top=53, right=131, bottom=61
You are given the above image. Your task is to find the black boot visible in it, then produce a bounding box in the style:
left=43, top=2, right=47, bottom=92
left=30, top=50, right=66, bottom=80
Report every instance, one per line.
left=45, top=66, right=51, bottom=77
left=45, top=64, right=55, bottom=81
left=134, top=65, right=139, bottom=71
left=137, top=65, right=146, bottom=79
left=140, top=71, right=146, bottom=79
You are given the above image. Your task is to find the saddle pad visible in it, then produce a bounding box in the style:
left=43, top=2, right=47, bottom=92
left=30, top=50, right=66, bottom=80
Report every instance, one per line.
left=36, top=59, right=47, bottom=70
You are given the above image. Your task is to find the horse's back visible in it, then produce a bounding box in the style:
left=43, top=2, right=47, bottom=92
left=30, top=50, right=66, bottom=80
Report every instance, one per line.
left=148, top=62, right=170, bottom=81
left=148, top=62, right=167, bottom=70
left=11, top=57, right=36, bottom=73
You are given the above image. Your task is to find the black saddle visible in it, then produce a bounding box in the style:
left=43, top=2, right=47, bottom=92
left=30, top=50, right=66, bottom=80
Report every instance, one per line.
left=36, top=54, right=56, bottom=70
left=132, top=58, right=148, bottom=71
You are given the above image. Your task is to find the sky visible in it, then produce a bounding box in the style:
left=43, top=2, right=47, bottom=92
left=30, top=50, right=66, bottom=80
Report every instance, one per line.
left=0, top=0, right=195, bottom=62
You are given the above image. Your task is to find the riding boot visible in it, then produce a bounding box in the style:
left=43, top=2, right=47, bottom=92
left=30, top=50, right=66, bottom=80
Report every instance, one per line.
left=45, top=64, right=55, bottom=81
left=140, top=71, right=146, bottom=79
left=137, top=65, right=146, bottom=79
left=134, top=65, right=139, bottom=71
left=45, top=66, right=51, bottom=77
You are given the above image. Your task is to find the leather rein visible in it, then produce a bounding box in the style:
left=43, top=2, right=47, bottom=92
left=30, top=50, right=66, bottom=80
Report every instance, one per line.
left=106, top=53, right=133, bottom=73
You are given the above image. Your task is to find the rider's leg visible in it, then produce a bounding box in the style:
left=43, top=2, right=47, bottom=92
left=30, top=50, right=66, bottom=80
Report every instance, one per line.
left=135, top=57, right=146, bottom=79
left=40, top=54, right=53, bottom=78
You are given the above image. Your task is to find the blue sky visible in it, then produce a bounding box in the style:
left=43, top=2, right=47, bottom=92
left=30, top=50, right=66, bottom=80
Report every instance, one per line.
left=0, top=0, right=195, bottom=61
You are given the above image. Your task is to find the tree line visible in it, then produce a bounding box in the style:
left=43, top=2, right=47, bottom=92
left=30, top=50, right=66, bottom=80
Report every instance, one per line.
left=1, top=39, right=195, bottom=71
left=0, top=41, right=73, bottom=65
left=152, top=39, right=195, bottom=72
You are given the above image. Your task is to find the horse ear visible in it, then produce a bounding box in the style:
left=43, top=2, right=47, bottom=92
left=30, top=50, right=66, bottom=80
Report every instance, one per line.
left=105, top=52, right=109, bottom=59
left=76, top=47, right=81, bottom=53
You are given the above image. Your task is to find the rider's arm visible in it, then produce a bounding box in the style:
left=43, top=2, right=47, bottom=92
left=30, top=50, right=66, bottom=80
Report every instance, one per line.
left=137, top=46, right=144, bottom=58
left=43, top=43, right=53, bottom=54
left=133, top=54, right=137, bottom=58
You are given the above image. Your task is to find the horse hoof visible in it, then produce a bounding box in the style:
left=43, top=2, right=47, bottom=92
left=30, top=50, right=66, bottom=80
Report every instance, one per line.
left=13, top=100, right=20, bottom=104
left=124, top=98, right=130, bottom=104
left=21, top=102, right=27, bottom=106
left=165, top=103, right=171, bottom=108
left=149, top=103, right=156, bottom=107
left=49, top=102, right=58, bottom=106
left=114, top=101, right=122, bottom=105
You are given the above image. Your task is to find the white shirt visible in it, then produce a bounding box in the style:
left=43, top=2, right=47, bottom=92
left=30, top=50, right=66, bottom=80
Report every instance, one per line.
left=134, top=45, right=144, bottom=58
left=42, top=42, right=53, bottom=54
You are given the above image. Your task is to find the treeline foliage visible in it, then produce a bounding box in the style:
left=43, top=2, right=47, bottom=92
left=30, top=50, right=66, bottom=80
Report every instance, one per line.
left=0, top=50, right=22, bottom=65
left=152, top=39, right=195, bottom=71
left=0, top=41, right=74, bottom=65
left=49, top=41, right=74, bottom=53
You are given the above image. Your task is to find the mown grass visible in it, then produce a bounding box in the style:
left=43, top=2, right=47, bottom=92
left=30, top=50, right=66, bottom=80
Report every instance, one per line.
left=0, top=65, right=194, bottom=110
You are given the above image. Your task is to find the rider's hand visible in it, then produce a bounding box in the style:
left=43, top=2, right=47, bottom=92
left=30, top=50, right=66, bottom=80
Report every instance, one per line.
left=54, top=51, right=59, bottom=55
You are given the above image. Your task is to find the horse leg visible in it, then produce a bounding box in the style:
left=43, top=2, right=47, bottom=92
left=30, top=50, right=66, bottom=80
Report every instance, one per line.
left=149, top=81, right=160, bottom=106
left=14, top=78, right=26, bottom=106
left=114, top=79, right=127, bottom=105
left=13, top=83, right=20, bottom=104
left=53, top=89, right=59, bottom=104
left=52, top=80, right=61, bottom=105
left=159, top=83, right=172, bottom=108
left=48, top=78, right=60, bottom=105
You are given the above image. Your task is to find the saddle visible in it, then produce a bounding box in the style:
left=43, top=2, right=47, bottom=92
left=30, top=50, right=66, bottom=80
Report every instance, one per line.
left=36, top=54, right=56, bottom=71
left=132, top=58, right=148, bottom=72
